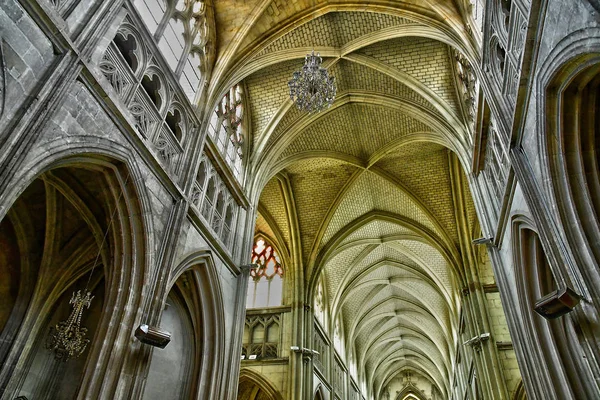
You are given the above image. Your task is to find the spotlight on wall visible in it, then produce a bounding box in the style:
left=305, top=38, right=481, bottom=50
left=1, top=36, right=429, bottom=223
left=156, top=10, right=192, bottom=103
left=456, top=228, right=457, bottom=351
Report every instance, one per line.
left=135, top=324, right=171, bottom=348
left=534, top=287, right=581, bottom=319
left=463, top=332, right=490, bottom=347
left=472, top=237, right=493, bottom=245
left=290, top=346, right=319, bottom=355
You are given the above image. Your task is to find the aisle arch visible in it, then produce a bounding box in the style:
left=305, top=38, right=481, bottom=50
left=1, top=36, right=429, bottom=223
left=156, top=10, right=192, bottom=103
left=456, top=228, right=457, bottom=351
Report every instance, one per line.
left=237, top=368, right=284, bottom=400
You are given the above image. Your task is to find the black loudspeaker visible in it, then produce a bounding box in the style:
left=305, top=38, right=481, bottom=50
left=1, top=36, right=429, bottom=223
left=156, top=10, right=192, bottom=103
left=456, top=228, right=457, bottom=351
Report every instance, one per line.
left=534, top=287, right=581, bottom=319
left=134, top=324, right=171, bottom=348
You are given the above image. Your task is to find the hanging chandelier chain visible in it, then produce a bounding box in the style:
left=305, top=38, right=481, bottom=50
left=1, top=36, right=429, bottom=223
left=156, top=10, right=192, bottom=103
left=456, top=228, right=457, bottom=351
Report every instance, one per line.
left=85, top=173, right=131, bottom=291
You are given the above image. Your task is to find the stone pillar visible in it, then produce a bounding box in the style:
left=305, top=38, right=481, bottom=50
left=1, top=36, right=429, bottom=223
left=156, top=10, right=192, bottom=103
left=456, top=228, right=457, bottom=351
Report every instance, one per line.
left=449, top=154, right=509, bottom=400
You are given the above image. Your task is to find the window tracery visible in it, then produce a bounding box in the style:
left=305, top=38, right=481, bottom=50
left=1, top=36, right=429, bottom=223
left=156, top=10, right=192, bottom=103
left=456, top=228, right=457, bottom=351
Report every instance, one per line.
left=192, top=153, right=239, bottom=249
left=333, top=358, right=345, bottom=398
left=208, top=84, right=245, bottom=181
left=333, top=315, right=344, bottom=357
left=313, top=327, right=328, bottom=374
left=101, top=19, right=190, bottom=174
left=314, top=278, right=326, bottom=326
left=246, top=238, right=283, bottom=308
left=349, top=349, right=358, bottom=381
left=132, top=0, right=212, bottom=102
left=466, top=0, right=485, bottom=37
left=484, top=0, right=528, bottom=105
left=483, top=118, right=509, bottom=211
left=242, top=312, right=281, bottom=359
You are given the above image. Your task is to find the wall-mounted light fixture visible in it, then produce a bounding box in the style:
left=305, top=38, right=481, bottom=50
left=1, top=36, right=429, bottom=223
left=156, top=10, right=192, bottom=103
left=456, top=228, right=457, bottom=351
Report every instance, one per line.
left=290, top=346, right=320, bottom=356
left=472, top=237, right=493, bottom=245
left=534, top=287, right=580, bottom=319
left=463, top=332, right=490, bottom=353
left=135, top=324, right=171, bottom=348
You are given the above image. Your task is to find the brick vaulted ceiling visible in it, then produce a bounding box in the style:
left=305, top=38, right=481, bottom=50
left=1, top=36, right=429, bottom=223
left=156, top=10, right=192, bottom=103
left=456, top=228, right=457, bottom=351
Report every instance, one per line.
left=205, top=1, right=480, bottom=398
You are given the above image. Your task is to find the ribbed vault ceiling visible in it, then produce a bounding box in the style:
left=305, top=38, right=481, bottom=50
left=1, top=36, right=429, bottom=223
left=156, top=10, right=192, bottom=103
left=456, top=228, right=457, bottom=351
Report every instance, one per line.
left=206, top=1, right=480, bottom=398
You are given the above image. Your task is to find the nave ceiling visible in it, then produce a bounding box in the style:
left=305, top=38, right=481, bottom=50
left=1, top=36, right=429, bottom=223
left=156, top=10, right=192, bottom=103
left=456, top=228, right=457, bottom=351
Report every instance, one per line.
left=204, top=1, right=481, bottom=397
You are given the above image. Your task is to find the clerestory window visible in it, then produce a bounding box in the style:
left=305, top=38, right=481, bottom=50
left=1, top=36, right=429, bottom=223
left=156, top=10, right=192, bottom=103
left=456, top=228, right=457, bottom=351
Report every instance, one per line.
left=133, top=0, right=210, bottom=102
left=208, top=84, right=245, bottom=181
left=468, top=0, right=485, bottom=35
left=333, top=315, right=344, bottom=358
left=314, top=278, right=326, bottom=326
left=246, top=238, right=283, bottom=308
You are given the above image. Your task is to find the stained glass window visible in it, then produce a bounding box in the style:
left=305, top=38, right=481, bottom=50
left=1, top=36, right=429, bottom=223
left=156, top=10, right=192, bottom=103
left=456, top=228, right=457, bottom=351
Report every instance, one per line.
left=246, top=238, right=284, bottom=308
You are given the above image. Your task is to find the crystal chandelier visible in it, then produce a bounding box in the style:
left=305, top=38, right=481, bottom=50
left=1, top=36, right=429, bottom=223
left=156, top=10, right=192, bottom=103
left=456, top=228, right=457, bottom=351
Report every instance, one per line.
left=46, top=290, right=94, bottom=361
left=288, top=50, right=336, bottom=113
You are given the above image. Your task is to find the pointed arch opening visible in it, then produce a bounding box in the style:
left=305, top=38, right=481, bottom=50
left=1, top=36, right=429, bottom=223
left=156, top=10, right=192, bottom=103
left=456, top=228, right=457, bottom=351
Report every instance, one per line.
left=237, top=369, right=284, bottom=400
left=512, top=217, right=588, bottom=399
left=246, top=236, right=285, bottom=309
left=0, top=158, right=148, bottom=399
left=162, top=251, right=226, bottom=399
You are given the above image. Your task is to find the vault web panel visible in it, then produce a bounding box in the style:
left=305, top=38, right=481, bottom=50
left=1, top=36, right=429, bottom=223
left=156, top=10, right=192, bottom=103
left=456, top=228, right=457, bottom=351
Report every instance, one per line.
left=279, top=104, right=432, bottom=161
left=324, top=243, right=373, bottom=301
left=340, top=220, right=415, bottom=246
left=320, top=171, right=440, bottom=249
left=246, top=59, right=300, bottom=144
left=257, top=11, right=417, bottom=57
left=287, top=158, right=358, bottom=263
left=357, top=37, right=460, bottom=113
left=259, top=178, right=291, bottom=247
left=376, top=142, right=459, bottom=246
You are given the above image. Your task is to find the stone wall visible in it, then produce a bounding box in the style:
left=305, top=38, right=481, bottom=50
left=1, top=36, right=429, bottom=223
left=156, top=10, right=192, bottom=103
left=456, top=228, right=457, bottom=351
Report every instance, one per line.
left=0, top=0, right=250, bottom=399
left=469, top=0, right=600, bottom=398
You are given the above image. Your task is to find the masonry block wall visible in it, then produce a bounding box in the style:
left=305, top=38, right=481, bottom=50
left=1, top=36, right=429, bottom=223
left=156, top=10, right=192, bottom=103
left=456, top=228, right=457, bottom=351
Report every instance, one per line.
left=470, top=0, right=600, bottom=398
left=0, top=0, right=250, bottom=399
left=2, top=0, right=600, bottom=399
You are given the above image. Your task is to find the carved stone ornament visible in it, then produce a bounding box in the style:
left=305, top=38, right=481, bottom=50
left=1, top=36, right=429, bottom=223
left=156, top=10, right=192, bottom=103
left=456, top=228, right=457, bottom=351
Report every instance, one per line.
left=0, top=38, right=6, bottom=120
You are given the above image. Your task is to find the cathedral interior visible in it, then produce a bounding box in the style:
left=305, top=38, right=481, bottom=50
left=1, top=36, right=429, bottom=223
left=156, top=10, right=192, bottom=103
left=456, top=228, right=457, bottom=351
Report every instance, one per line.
left=1, top=0, right=600, bottom=399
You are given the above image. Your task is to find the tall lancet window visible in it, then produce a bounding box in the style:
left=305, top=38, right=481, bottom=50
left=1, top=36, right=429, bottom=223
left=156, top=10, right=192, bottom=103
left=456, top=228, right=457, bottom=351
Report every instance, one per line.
left=246, top=238, right=284, bottom=308
left=208, top=84, right=245, bottom=181
left=132, top=0, right=211, bottom=102
left=314, top=278, right=326, bottom=326
left=468, top=0, right=485, bottom=35
left=333, top=315, right=344, bottom=358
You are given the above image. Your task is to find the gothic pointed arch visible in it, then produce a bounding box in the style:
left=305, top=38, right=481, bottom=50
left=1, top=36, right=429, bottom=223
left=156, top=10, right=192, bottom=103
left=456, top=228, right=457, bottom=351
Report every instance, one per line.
left=143, top=270, right=202, bottom=399
left=513, top=380, right=527, bottom=400
left=313, top=384, right=326, bottom=400
left=394, top=382, right=428, bottom=400
left=237, top=368, right=284, bottom=400
left=0, top=153, right=150, bottom=399
left=167, top=250, right=227, bottom=400
left=246, top=235, right=285, bottom=308
left=511, top=215, right=591, bottom=399
left=540, top=30, right=600, bottom=326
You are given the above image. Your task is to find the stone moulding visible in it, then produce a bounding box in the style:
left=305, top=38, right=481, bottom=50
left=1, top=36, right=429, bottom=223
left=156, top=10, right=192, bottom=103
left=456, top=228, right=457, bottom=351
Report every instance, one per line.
left=0, top=38, right=5, bottom=121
